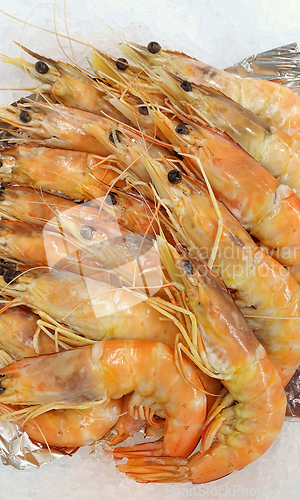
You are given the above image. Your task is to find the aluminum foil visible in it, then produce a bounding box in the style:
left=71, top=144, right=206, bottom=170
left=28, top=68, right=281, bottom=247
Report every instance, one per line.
left=225, top=42, right=300, bottom=94
left=0, top=419, right=77, bottom=469
left=2, top=42, right=300, bottom=471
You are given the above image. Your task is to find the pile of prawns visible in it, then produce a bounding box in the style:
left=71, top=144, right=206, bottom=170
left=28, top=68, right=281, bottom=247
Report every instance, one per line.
left=0, top=38, right=299, bottom=484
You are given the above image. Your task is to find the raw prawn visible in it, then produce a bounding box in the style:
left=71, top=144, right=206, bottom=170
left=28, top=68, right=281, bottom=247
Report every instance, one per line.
left=0, top=45, right=127, bottom=120
left=0, top=339, right=207, bottom=458
left=122, top=41, right=300, bottom=142
left=118, top=240, right=286, bottom=483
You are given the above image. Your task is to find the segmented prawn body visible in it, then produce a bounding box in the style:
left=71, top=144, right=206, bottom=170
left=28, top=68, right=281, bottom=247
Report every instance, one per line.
left=0, top=308, right=135, bottom=449
left=0, top=45, right=127, bottom=120
left=0, top=339, right=207, bottom=458
left=122, top=41, right=300, bottom=142
left=118, top=240, right=286, bottom=483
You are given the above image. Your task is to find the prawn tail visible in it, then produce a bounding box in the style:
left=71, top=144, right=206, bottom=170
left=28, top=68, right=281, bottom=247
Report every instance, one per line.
left=118, top=456, right=190, bottom=483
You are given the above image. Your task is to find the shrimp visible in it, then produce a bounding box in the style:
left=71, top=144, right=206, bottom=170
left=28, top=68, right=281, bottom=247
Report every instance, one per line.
left=118, top=240, right=286, bottom=483
left=0, top=101, right=137, bottom=155
left=118, top=155, right=300, bottom=386
left=0, top=145, right=126, bottom=201
left=0, top=269, right=179, bottom=347
left=0, top=45, right=127, bottom=120
left=121, top=41, right=300, bottom=143
left=148, top=108, right=300, bottom=278
left=0, top=339, right=207, bottom=458
left=0, top=400, right=123, bottom=448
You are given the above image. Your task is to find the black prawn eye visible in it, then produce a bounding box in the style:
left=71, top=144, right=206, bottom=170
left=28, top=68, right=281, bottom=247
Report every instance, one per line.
left=80, top=225, right=96, bottom=240
left=138, top=105, right=149, bottom=116
left=115, top=58, right=129, bottom=71
left=183, top=260, right=193, bottom=275
left=34, top=60, right=49, bottom=74
left=147, top=41, right=161, bottom=54
left=167, top=169, right=182, bottom=184
left=180, top=80, right=192, bottom=92
left=109, top=130, right=122, bottom=144
left=175, top=123, right=189, bottom=135
left=0, top=161, right=2, bottom=168
left=105, top=193, right=117, bottom=206
left=20, top=111, right=31, bottom=123
left=2, top=269, right=20, bottom=283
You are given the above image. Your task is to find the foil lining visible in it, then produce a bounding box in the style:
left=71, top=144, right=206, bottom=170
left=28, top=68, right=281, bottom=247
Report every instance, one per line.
left=0, top=419, right=77, bottom=469
left=2, top=42, right=300, bottom=470
left=285, top=367, right=300, bottom=418
left=225, top=42, right=300, bottom=94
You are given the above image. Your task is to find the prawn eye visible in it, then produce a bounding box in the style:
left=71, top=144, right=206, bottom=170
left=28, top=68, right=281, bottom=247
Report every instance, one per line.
left=147, top=41, right=161, bottom=54
left=2, top=269, right=20, bottom=283
left=105, top=193, right=117, bottom=206
left=138, top=105, right=149, bottom=116
left=34, top=60, right=49, bottom=74
left=175, top=123, right=189, bottom=135
left=183, top=260, right=193, bottom=275
left=80, top=225, right=96, bottom=240
left=180, top=80, right=192, bottom=92
left=0, top=161, right=2, bottom=168
left=109, top=130, right=122, bottom=144
left=168, top=169, right=182, bottom=184
left=20, top=111, right=31, bottom=123
left=115, top=58, right=129, bottom=71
